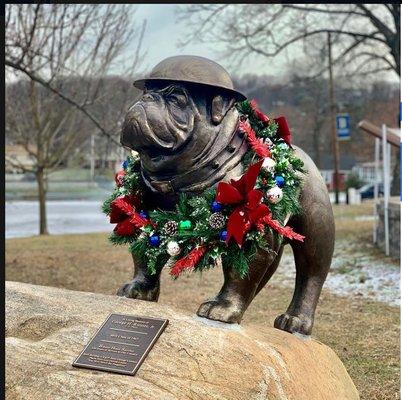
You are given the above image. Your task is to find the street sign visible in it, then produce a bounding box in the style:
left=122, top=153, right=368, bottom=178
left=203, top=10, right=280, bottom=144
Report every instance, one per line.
left=336, top=114, right=350, bottom=140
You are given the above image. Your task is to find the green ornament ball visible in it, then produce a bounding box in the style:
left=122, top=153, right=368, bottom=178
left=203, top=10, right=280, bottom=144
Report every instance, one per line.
left=141, top=225, right=154, bottom=235
left=179, top=220, right=192, bottom=231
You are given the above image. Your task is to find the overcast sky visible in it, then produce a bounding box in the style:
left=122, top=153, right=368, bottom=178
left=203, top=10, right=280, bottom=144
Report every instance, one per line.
left=133, top=4, right=288, bottom=78
left=6, top=4, right=397, bottom=84
left=132, top=4, right=398, bottom=84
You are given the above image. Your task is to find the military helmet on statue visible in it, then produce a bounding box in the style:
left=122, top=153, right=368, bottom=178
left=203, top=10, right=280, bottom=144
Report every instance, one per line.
left=133, top=55, right=246, bottom=101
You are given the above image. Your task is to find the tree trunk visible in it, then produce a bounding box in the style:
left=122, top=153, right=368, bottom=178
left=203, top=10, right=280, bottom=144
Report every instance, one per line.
left=36, top=168, right=48, bottom=235
left=312, top=125, right=321, bottom=168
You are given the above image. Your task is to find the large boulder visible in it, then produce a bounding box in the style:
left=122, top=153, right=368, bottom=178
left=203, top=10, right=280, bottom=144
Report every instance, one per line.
left=6, top=281, right=359, bottom=400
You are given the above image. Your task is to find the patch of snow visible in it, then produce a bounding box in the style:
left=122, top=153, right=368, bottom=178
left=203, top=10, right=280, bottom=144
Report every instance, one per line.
left=291, top=332, right=311, bottom=341
left=354, top=215, right=375, bottom=221
left=275, top=241, right=400, bottom=307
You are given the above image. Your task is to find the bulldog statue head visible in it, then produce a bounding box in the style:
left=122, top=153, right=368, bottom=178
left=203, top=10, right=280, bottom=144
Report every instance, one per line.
left=121, top=56, right=248, bottom=197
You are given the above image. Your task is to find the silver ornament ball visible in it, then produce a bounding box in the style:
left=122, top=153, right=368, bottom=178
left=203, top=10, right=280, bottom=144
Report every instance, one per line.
left=262, top=157, right=276, bottom=173
left=264, top=137, right=274, bottom=149
left=166, top=241, right=181, bottom=257
left=266, top=186, right=283, bottom=204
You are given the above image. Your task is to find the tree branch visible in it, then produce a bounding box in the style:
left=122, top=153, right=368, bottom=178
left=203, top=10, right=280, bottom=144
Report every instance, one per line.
left=356, top=4, right=395, bottom=40
left=5, top=58, right=120, bottom=146
left=283, top=4, right=365, bottom=17
left=242, top=28, right=386, bottom=58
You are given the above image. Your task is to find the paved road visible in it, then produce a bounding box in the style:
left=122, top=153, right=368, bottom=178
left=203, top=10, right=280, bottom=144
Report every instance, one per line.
left=6, top=200, right=111, bottom=239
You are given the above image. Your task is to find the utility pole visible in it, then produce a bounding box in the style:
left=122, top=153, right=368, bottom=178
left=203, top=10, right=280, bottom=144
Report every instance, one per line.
left=90, top=133, right=95, bottom=185
left=327, top=32, right=340, bottom=204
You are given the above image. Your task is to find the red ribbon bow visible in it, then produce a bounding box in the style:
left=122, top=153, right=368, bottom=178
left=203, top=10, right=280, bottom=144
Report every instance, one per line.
left=249, top=99, right=292, bottom=147
left=274, top=116, right=292, bottom=147
left=216, top=160, right=270, bottom=247
left=109, top=195, right=152, bottom=236
left=250, top=99, right=270, bottom=125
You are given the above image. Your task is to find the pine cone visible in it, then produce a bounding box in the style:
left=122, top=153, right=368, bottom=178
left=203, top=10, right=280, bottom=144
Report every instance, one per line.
left=163, top=220, right=178, bottom=235
left=208, top=212, right=226, bottom=229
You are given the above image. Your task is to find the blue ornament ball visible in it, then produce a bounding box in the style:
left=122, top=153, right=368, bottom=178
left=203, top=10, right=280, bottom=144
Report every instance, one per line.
left=211, top=201, right=222, bottom=212
left=122, top=159, right=129, bottom=170
left=149, top=234, right=160, bottom=247
left=275, top=175, right=285, bottom=188
left=139, top=210, right=149, bottom=219
left=219, top=230, right=228, bottom=241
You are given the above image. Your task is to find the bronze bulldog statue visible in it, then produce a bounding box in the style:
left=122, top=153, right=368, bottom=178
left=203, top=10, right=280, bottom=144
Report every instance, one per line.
left=117, top=55, right=334, bottom=335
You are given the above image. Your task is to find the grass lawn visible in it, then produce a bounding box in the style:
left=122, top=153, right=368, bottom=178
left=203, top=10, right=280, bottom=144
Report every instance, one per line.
left=5, top=201, right=400, bottom=399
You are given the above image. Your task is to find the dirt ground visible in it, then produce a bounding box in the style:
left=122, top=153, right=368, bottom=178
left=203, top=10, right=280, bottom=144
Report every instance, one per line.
left=5, top=202, right=400, bottom=400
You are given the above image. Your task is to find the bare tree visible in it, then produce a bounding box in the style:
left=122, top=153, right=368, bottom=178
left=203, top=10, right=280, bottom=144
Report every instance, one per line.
left=178, top=4, right=400, bottom=194
left=6, top=82, right=86, bottom=234
left=5, top=4, right=145, bottom=234
left=177, top=4, right=399, bottom=77
left=5, top=4, right=146, bottom=144
left=288, top=75, right=329, bottom=168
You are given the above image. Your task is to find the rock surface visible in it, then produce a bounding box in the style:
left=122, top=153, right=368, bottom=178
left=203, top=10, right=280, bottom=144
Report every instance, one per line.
left=6, top=281, right=359, bottom=400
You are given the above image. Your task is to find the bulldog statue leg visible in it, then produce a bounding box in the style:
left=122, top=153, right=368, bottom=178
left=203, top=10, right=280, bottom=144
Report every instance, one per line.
left=117, top=254, right=162, bottom=301
left=197, top=241, right=282, bottom=323
left=254, top=245, right=285, bottom=295
left=274, top=149, right=335, bottom=335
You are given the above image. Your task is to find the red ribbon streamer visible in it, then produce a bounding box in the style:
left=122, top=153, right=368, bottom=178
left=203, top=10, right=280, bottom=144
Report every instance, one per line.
left=257, top=212, right=305, bottom=242
left=170, top=245, right=207, bottom=277
left=239, top=120, right=271, bottom=158
left=109, top=195, right=152, bottom=236
left=216, top=160, right=270, bottom=247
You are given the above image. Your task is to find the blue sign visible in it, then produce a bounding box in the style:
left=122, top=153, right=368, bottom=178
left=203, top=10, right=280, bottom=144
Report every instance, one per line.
left=336, top=114, right=350, bottom=140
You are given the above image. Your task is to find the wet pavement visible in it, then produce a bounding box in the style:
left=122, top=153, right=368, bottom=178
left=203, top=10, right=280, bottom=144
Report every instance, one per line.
left=6, top=200, right=111, bottom=238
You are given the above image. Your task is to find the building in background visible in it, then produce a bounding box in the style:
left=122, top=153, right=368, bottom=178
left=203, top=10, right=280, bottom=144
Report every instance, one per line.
left=319, top=154, right=356, bottom=191
left=6, top=145, right=36, bottom=174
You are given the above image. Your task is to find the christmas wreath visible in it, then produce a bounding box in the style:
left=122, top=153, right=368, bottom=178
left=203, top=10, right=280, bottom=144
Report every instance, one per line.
left=102, top=100, right=305, bottom=278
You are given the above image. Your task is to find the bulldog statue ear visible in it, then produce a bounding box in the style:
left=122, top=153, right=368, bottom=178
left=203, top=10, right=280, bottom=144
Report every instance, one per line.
left=211, top=94, right=235, bottom=125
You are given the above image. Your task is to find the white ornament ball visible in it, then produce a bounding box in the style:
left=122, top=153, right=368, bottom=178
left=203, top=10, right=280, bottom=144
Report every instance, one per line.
left=264, top=137, right=274, bottom=149
left=262, top=157, right=276, bottom=173
left=266, top=186, right=283, bottom=204
left=131, top=150, right=140, bottom=160
left=166, top=241, right=181, bottom=257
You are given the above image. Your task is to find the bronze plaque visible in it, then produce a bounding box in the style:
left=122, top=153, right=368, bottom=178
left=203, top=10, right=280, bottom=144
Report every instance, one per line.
left=72, top=313, right=168, bottom=375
